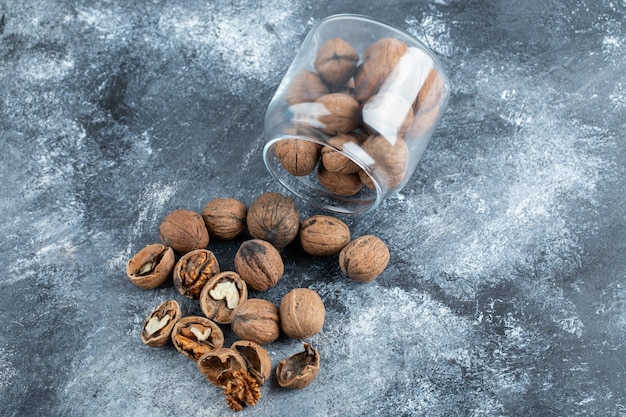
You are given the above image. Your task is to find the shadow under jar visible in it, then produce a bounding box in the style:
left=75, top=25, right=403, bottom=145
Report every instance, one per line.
left=263, top=14, right=449, bottom=215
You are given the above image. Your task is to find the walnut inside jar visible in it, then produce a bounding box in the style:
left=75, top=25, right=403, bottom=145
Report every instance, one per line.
left=171, top=316, right=224, bottom=361
left=199, top=271, right=248, bottom=324
left=141, top=300, right=182, bottom=347
left=313, top=38, right=359, bottom=91
left=274, top=132, right=322, bottom=177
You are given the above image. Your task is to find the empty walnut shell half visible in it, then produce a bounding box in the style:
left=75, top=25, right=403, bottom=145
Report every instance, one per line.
left=126, top=243, right=175, bottom=289
left=159, top=209, right=209, bottom=254
left=171, top=316, right=224, bottom=361
left=141, top=299, right=182, bottom=347
left=197, top=347, right=248, bottom=389
left=299, top=215, right=350, bottom=256
left=279, top=288, right=325, bottom=339
left=231, top=340, right=272, bottom=387
left=234, top=239, right=284, bottom=292
left=276, top=343, right=320, bottom=389
left=173, top=249, right=220, bottom=299
left=246, top=192, right=300, bottom=249
left=231, top=298, right=280, bottom=345
left=202, top=198, right=247, bottom=240
left=199, top=271, right=248, bottom=324
left=339, top=235, right=390, bottom=282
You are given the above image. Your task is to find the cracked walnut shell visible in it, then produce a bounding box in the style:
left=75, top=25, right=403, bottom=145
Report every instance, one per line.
left=200, top=271, right=248, bottom=324
left=279, top=288, right=325, bottom=339
left=246, top=192, right=300, bottom=249
left=171, top=316, right=224, bottom=361
left=141, top=299, right=182, bottom=347
left=173, top=249, right=220, bottom=299
left=126, top=243, right=175, bottom=289
left=230, top=340, right=272, bottom=387
left=299, top=215, right=350, bottom=256
left=159, top=209, right=209, bottom=254
left=276, top=343, right=320, bottom=389
left=231, top=298, right=280, bottom=345
left=202, top=198, right=247, bottom=240
left=339, top=235, right=390, bottom=282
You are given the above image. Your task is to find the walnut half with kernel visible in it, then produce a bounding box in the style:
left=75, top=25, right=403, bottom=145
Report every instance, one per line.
left=171, top=316, right=224, bottom=361
left=200, top=271, right=248, bottom=324
left=126, top=243, right=175, bottom=289
left=173, top=249, right=220, bottom=299
left=141, top=299, right=182, bottom=347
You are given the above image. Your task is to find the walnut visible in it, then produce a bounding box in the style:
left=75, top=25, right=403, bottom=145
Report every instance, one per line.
left=313, top=38, right=359, bottom=91
left=202, top=198, right=247, bottom=240
left=320, top=133, right=361, bottom=174
left=279, top=288, right=325, bottom=339
left=171, top=316, right=224, bottom=361
left=221, top=369, right=261, bottom=411
left=361, top=134, right=409, bottom=189
left=354, top=37, right=408, bottom=102
left=316, top=93, right=360, bottom=135
left=231, top=298, right=280, bottom=345
left=285, top=70, right=329, bottom=105
left=362, top=92, right=414, bottom=138
left=197, top=347, right=248, bottom=388
left=141, top=300, right=182, bottom=347
left=246, top=192, right=300, bottom=249
left=173, top=249, right=220, bottom=299
left=339, top=235, right=390, bottom=282
left=274, top=135, right=322, bottom=177
left=409, top=68, right=444, bottom=138
left=234, top=239, right=284, bottom=291
left=299, top=215, right=350, bottom=256
left=159, top=209, right=209, bottom=253
left=199, top=271, right=248, bottom=324
left=357, top=168, right=376, bottom=190
left=126, top=243, right=175, bottom=289
left=276, top=343, right=320, bottom=389
left=230, top=340, right=272, bottom=387
left=317, top=164, right=362, bottom=196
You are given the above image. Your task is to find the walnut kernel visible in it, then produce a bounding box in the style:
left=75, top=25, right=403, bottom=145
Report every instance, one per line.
left=141, top=299, right=182, bottom=347
left=200, top=271, right=248, bottom=324
left=173, top=249, right=220, bottom=299
left=171, top=316, right=224, bottom=361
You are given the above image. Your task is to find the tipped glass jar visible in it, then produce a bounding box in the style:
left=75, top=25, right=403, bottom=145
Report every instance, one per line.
left=263, top=14, right=449, bottom=215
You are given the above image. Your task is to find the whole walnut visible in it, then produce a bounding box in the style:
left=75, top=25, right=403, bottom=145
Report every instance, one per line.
left=354, top=37, right=408, bottom=102
left=299, top=215, right=350, bottom=256
left=279, top=288, right=325, bottom=339
left=231, top=298, right=281, bottom=345
left=313, top=38, right=359, bottom=91
left=409, top=68, right=444, bottom=138
left=316, top=93, right=360, bottom=135
left=274, top=136, right=322, bottom=177
left=317, top=164, right=362, bottom=196
left=285, top=70, right=329, bottom=105
left=357, top=168, right=376, bottom=190
left=361, top=135, right=409, bottom=189
left=246, top=192, right=300, bottom=249
left=234, top=239, right=284, bottom=292
left=159, top=209, right=209, bottom=253
left=320, top=134, right=361, bottom=174
left=202, top=198, right=247, bottom=240
left=339, top=235, right=390, bottom=282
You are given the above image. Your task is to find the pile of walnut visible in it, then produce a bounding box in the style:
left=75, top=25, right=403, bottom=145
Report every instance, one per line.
left=126, top=191, right=389, bottom=411
left=277, top=36, right=443, bottom=195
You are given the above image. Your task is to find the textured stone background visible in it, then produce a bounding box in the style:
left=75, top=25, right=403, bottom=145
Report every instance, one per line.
left=1, top=0, right=624, bottom=416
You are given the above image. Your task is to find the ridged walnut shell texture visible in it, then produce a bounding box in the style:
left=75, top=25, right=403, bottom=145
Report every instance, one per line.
left=316, top=93, right=360, bottom=135
left=201, top=198, right=247, bottom=240
left=285, top=70, right=329, bottom=105
left=199, top=271, right=248, bottom=324
left=279, top=288, right=325, bottom=339
left=173, top=249, right=220, bottom=299
left=299, top=215, right=350, bottom=256
left=231, top=340, right=272, bottom=387
left=126, top=243, right=175, bottom=289
left=159, top=209, right=209, bottom=254
left=313, top=38, right=359, bottom=91
left=361, top=135, right=409, bottom=190
left=320, top=134, right=361, bottom=174
left=274, top=137, right=322, bottom=177
left=141, top=299, right=182, bottom=347
left=231, top=299, right=280, bottom=345
left=171, top=316, right=224, bottom=361
left=246, top=192, right=300, bottom=250
left=354, top=37, right=408, bottom=102
left=276, top=343, right=320, bottom=389
left=317, top=165, right=363, bottom=197
left=234, top=239, right=284, bottom=292
left=339, top=235, right=390, bottom=282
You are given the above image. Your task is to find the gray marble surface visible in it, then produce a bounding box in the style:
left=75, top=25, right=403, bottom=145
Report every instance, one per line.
left=1, top=0, right=625, bottom=416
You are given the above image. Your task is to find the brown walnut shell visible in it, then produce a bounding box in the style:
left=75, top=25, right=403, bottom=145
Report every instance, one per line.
left=231, top=298, right=280, bottom=345
left=339, top=235, right=390, bottom=282
left=276, top=343, right=320, bottom=389
left=316, top=93, right=360, bottom=135
left=279, top=288, right=325, bottom=339
left=317, top=164, right=362, bottom=196
left=246, top=192, right=300, bottom=249
left=362, top=92, right=415, bottom=138
left=299, top=215, right=350, bottom=256
left=285, top=70, right=329, bottom=105
left=361, top=135, right=409, bottom=189
left=202, top=198, right=247, bottom=240
left=354, top=37, right=408, bottom=102
left=357, top=168, right=376, bottom=190
left=197, top=347, right=248, bottom=389
left=159, top=209, right=209, bottom=254
left=313, top=38, right=359, bottom=91
left=199, top=271, right=248, bottom=324
left=141, top=299, right=182, bottom=347
left=234, top=239, right=284, bottom=292
left=126, top=243, right=175, bottom=289
left=173, top=249, right=220, bottom=299
left=409, top=69, right=444, bottom=138
left=274, top=136, right=322, bottom=177
left=171, top=316, right=224, bottom=361
left=231, top=340, right=272, bottom=387
left=320, top=134, right=361, bottom=174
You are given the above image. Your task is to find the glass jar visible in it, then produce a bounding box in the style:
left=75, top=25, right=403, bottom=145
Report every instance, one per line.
left=263, top=14, right=449, bottom=214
